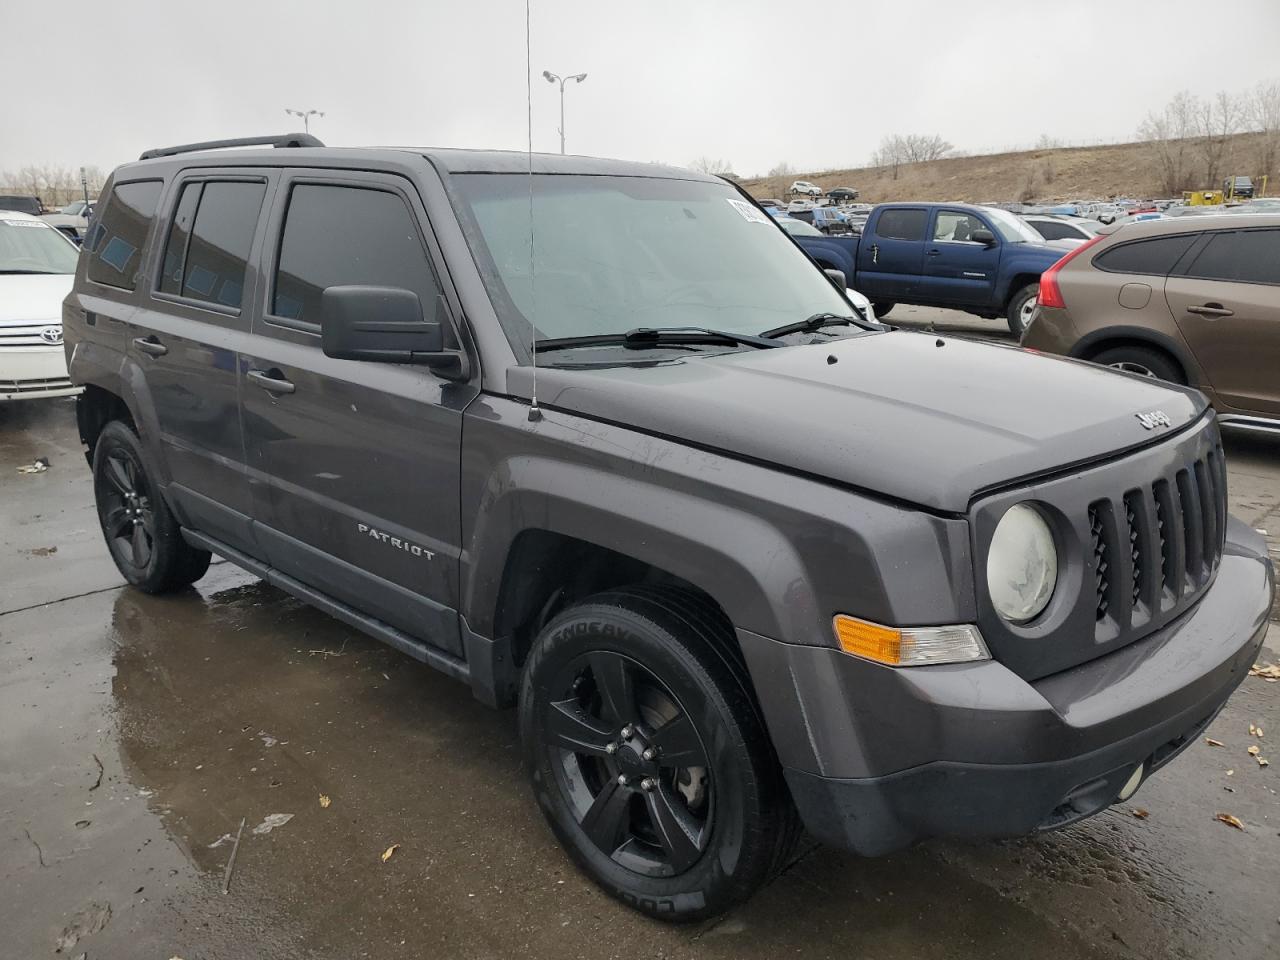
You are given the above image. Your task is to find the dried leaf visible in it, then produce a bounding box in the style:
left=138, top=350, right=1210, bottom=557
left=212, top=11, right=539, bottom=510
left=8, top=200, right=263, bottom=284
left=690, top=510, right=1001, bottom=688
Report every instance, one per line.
left=1227, top=769, right=1235, bottom=776
left=381, top=843, right=399, bottom=863
left=1215, top=813, right=1245, bottom=830
left=1258, top=756, right=1270, bottom=767
left=1249, top=663, right=1280, bottom=680
left=1249, top=724, right=1258, bottom=736
left=1256, top=727, right=1264, bottom=739
left=1131, top=808, right=1150, bottom=820
left=1248, top=745, right=1261, bottom=756
left=318, top=795, right=331, bottom=808
left=1205, top=738, right=1225, bottom=747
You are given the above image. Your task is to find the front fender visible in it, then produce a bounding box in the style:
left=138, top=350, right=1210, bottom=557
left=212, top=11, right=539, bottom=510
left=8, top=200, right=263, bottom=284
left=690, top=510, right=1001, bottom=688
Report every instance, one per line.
left=459, top=396, right=977, bottom=646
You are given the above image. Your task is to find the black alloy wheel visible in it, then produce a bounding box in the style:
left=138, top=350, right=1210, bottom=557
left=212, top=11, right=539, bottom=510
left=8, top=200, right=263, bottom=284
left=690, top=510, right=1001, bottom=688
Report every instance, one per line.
left=92, top=421, right=211, bottom=593
left=519, top=587, right=800, bottom=921
left=545, top=650, right=713, bottom=878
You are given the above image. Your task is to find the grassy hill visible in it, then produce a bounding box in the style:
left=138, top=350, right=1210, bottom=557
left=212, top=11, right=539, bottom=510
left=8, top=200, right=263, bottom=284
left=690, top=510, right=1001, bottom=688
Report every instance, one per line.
left=743, top=132, right=1273, bottom=204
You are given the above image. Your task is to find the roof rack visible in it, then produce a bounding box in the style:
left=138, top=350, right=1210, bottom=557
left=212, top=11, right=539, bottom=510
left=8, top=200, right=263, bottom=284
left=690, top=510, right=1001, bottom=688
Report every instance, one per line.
left=139, top=132, right=324, bottom=161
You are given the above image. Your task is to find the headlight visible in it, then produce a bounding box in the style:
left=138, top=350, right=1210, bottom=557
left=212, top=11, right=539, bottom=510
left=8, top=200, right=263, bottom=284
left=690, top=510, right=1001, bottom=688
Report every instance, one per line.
left=987, top=503, right=1057, bottom=623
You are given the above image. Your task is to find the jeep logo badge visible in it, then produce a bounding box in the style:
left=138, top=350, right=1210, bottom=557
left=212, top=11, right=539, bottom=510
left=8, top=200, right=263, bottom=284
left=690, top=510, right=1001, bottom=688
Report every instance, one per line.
left=40, top=326, right=63, bottom=345
left=1135, top=410, right=1171, bottom=430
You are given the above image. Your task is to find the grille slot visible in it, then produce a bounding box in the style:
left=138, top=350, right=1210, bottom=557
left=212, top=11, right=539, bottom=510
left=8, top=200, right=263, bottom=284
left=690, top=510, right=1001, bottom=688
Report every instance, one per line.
left=1089, top=505, right=1110, bottom=620
left=1123, top=492, right=1144, bottom=608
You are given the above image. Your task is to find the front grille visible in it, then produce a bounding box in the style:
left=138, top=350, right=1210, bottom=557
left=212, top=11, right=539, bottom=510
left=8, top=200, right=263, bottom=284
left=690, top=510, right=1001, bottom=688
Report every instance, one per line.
left=0, top=377, right=74, bottom=394
left=0, top=324, right=61, bottom=348
left=1087, top=443, right=1227, bottom=637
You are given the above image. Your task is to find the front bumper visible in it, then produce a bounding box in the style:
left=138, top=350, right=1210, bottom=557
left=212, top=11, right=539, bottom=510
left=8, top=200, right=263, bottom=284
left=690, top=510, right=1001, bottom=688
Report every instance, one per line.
left=0, top=346, right=79, bottom=400
left=739, top=516, right=1273, bottom=856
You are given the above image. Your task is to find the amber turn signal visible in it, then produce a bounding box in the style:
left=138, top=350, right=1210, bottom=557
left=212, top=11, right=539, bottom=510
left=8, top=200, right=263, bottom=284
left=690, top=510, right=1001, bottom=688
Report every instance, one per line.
left=832, top=615, right=989, bottom=667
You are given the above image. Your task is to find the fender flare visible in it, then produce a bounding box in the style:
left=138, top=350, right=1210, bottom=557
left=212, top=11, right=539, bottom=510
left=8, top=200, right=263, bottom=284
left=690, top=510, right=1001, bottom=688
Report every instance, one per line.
left=68, top=339, right=174, bottom=489
left=461, top=457, right=815, bottom=645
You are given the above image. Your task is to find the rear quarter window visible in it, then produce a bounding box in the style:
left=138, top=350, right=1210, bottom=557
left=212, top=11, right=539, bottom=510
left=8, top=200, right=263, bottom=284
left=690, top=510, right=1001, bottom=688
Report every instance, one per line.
left=1183, top=228, right=1280, bottom=285
left=1092, top=234, right=1197, bottom=276
left=85, top=180, right=163, bottom=290
left=876, top=208, right=927, bottom=241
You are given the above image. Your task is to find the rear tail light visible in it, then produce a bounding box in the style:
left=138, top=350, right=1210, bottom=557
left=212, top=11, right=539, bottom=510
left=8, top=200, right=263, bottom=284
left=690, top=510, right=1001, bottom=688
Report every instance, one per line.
left=1037, top=234, right=1105, bottom=309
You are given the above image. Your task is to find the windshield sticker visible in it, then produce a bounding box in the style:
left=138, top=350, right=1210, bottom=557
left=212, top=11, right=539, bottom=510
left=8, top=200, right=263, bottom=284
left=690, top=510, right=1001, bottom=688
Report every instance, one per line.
left=1, top=219, right=47, bottom=228
left=727, top=199, right=769, bottom=224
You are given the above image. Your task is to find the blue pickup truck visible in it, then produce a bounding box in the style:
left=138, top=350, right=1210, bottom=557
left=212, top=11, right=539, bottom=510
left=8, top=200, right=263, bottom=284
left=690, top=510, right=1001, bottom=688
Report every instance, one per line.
left=789, top=202, right=1067, bottom=335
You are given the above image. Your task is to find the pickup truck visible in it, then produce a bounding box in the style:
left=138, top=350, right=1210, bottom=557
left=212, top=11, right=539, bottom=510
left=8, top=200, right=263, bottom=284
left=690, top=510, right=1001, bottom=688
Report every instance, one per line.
left=790, top=202, right=1068, bottom=335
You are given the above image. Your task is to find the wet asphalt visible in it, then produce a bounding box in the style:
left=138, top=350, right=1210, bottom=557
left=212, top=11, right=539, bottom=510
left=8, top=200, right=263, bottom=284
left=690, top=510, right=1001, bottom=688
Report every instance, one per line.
left=2, top=356, right=1278, bottom=959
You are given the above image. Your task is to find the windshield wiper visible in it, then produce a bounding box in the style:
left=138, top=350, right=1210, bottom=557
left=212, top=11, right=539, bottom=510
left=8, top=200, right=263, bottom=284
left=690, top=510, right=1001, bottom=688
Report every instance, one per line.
left=759, top=311, right=876, bottom=340
left=535, top=326, right=782, bottom=354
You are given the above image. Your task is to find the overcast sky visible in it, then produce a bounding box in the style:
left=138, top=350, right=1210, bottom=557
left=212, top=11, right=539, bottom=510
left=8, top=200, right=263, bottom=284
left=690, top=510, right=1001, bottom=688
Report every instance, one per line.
left=3, top=0, right=1278, bottom=178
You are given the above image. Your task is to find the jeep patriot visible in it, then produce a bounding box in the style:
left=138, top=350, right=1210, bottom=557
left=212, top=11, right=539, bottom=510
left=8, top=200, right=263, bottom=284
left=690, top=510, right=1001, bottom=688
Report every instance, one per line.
left=65, top=135, right=1274, bottom=921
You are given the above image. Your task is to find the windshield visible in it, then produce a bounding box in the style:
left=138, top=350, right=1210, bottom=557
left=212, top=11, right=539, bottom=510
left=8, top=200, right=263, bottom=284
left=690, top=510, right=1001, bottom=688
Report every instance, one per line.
left=452, top=174, right=852, bottom=353
left=982, top=206, right=1043, bottom=243
left=0, top=218, right=81, bottom=273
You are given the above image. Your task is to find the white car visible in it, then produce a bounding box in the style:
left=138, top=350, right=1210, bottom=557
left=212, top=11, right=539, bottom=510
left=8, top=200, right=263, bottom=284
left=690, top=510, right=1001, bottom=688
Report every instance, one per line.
left=41, top=199, right=94, bottom=243
left=789, top=180, right=822, bottom=197
left=0, top=211, right=81, bottom=400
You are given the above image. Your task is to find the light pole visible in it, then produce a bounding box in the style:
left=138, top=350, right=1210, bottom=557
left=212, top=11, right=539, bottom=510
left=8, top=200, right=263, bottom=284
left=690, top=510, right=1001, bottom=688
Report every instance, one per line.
left=285, top=108, right=325, bottom=135
left=541, top=71, right=587, bottom=154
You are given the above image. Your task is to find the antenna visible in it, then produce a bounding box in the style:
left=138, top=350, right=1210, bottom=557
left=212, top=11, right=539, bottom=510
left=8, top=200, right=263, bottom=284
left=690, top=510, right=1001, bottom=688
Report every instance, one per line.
left=525, top=0, right=542, bottom=423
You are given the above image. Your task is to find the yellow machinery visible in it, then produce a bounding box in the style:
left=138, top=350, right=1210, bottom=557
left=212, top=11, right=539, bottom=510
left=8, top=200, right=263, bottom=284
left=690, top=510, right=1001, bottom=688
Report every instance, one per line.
left=1183, top=190, right=1225, bottom=205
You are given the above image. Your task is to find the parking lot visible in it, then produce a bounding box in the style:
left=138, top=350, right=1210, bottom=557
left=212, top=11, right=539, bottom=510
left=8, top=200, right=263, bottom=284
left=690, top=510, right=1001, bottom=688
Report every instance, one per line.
left=3, top=326, right=1277, bottom=960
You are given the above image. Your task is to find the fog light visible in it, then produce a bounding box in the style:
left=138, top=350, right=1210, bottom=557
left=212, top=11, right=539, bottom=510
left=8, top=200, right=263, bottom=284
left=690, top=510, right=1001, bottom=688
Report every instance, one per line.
left=1117, top=764, right=1144, bottom=801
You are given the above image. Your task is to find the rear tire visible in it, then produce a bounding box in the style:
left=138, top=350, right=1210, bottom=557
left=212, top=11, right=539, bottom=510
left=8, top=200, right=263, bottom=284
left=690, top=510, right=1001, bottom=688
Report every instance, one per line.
left=1090, top=345, right=1185, bottom=384
left=1006, top=282, right=1039, bottom=337
left=519, top=585, right=799, bottom=922
left=92, top=421, right=211, bottom=594
left=872, top=301, right=895, bottom=317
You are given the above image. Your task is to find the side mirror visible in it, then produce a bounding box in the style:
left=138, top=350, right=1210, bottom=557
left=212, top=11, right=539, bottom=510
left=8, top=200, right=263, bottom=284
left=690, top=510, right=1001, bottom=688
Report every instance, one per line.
left=320, top=285, right=466, bottom=379
left=971, top=228, right=996, bottom=245
left=823, top=268, right=847, bottom=288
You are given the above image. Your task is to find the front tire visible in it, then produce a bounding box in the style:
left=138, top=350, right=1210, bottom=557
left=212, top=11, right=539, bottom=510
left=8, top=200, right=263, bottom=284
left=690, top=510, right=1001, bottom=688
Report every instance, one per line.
left=1006, top=282, right=1039, bottom=337
left=872, top=301, right=895, bottom=317
left=92, top=421, right=211, bottom=593
left=518, top=586, right=799, bottom=922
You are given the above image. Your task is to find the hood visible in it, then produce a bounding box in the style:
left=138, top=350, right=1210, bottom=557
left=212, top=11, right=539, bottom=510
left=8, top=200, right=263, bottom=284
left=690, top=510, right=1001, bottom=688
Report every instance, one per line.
left=511, top=331, right=1207, bottom=513
left=1017, top=239, right=1074, bottom=261
left=0, top=274, right=75, bottom=325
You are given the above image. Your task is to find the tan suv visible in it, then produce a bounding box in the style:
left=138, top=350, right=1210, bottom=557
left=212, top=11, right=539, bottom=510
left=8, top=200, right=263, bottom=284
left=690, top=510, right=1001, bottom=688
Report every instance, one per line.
left=1023, top=214, right=1280, bottom=433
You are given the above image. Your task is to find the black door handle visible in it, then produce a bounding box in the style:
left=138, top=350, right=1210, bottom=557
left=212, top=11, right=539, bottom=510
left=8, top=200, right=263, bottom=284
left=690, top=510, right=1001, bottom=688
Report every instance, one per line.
left=1185, top=303, right=1234, bottom=318
left=133, top=336, right=168, bottom=357
left=247, top=369, right=296, bottom=395
left=927, top=248, right=941, bottom=256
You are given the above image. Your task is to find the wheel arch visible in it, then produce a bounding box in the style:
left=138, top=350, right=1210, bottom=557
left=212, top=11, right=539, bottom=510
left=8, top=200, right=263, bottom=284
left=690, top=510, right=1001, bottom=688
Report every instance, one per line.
left=1001, top=272, right=1042, bottom=310
left=1068, top=326, right=1197, bottom=385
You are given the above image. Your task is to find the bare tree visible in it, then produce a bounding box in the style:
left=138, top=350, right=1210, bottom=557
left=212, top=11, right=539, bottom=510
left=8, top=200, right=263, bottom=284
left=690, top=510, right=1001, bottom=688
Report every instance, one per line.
left=767, top=161, right=794, bottom=178
left=1138, top=91, right=1198, bottom=194
left=870, top=133, right=952, bottom=179
left=1035, top=134, right=1063, bottom=150
left=1195, top=91, right=1244, bottom=187
left=1246, top=80, right=1280, bottom=181
left=689, top=156, right=733, bottom=175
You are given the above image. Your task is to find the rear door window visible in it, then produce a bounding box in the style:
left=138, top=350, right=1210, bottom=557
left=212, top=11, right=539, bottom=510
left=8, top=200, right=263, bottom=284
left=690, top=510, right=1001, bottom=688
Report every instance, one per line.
left=1093, top=234, right=1197, bottom=276
left=85, top=180, right=163, bottom=290
left=169, top=181, right=266, bottom=309
left=271, top=183, right=443, bottom=325
left=1183, top=229, right=1280, bottom=285
left=876, top=208, right=928, bottom=241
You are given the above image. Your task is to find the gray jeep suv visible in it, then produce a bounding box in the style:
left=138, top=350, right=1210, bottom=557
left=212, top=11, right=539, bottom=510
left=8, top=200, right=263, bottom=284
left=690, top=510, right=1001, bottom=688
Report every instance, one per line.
left=65, top=134, right=1274, bottom=921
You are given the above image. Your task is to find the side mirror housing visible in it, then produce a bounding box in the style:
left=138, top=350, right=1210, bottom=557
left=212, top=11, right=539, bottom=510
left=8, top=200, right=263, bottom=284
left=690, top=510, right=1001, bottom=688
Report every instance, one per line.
left=320, top=285, right=466, bottom=379
left=823, top=267, right=847, bottom=288
left=971, top=228, right=996, bottom=245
